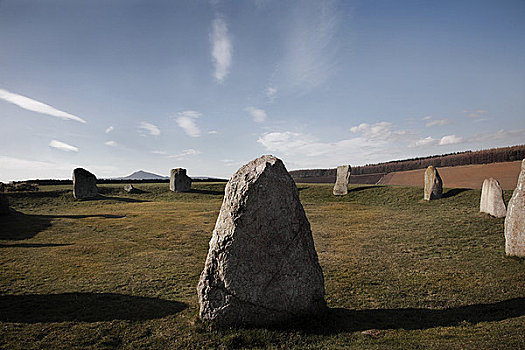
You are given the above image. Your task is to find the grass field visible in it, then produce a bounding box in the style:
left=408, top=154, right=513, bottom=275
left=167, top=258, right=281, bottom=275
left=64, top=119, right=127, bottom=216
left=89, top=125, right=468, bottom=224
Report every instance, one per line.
left=1, top=182, right=524, bottom=349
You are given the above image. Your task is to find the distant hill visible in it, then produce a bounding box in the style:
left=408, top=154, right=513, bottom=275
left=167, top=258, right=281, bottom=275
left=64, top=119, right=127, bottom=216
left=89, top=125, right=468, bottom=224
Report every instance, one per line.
left=115, top=170, right=168, bottom=180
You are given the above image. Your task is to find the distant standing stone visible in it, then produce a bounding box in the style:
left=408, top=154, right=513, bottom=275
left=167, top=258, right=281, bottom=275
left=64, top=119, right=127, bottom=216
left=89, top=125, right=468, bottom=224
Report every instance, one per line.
left=505, top=159, right=525, bottom=257
left=72, top=168, right=98, bottom=199
left=123, top=184, right=137, bottom=193
left=0, top=194, right=9, bottom=215
left=480, top=178, right=506, bottom=218
left=424, top=166, right=443, bottom=200
left=333, top=165, right=351, bottom=195
left=197, top=155, right=326, bottom=327
left=169, top=168, right=191, bottom=192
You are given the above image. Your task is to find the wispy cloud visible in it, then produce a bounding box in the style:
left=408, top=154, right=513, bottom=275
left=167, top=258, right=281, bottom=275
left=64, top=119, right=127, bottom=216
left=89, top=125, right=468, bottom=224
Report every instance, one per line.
left=464, top=109, right=488, bottom=118
left=151, top=150, right=167, bottom=155
left=139, top=121, right=160, bottom=136
left=245, top=106, right=267, bottom=123
left=426, top=119, right=451, bottom=127
left=422, top=115, right=433, bottom=121
left=208, top=130, right=218, bottom=135
left=210, top=16, right=232, bottom=83
left=439, top=135, right=464, bottom=145
left=176, top=110, right=201, bottom=137
left=105, top=126, right=114, bottom=133
left=49, top=140, right=79, bottom=152
left=349, top=122, right=406, bottom=141
left=105, top=141, right=117, bottom=147
left=266, top=86, right=277, bottom=101
left=167, top=149, right=202, bottom=160
left=282, top=1, right=341, bottom=90
left=0, top=88, right=86, bottom=123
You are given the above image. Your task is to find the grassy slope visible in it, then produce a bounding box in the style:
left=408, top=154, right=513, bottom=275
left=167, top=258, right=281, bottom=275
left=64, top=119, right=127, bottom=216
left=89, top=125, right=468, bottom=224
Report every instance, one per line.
left=0, top=183, right=524, bottom=349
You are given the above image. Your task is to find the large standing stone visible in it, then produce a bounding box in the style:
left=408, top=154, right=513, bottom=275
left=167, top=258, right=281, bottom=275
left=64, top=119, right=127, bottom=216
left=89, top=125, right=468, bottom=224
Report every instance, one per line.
left=480, top=178, right=506, bottom=218
left=424, top=166, right=443, bottom=200
left=333, top=165, right=351, bottom=195
left=169, top=168, right=191, bottom=192
left=197, top=155, right=326, bottom=327
left=0, top=194, right=9, bottom=215
left=505, top=159, right=525, bottom=257
left=72, top=168, right=98, bottom=199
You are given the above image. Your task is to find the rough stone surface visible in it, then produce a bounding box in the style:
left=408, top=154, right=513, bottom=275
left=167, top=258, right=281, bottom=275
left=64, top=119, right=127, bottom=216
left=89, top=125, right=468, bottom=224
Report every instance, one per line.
left=72, top=168, right=98, bottom=199
left=333, top=165, right=351, bottom=195
left=0, top=194, right=9, bottom=215
left=505, top=159, right=525, bottom=257
left=123, top=184, right=137, bottom=193
left=424, top=166, right=443, bottom=200
left=480, top=178, right=506, bottom=218
left=169, top=168, right=191, bottom=192
left=197, top=155, right=326, bottom=327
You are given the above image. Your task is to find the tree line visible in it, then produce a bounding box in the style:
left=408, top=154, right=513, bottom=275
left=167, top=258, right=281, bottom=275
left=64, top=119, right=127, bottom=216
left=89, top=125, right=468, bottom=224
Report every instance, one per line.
left=290, top=144, right=525, bottom=178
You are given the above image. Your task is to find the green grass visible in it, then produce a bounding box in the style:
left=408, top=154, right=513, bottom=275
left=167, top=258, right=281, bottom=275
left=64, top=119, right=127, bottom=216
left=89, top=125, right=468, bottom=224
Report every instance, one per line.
left=1, top=182, right=524, bottom=349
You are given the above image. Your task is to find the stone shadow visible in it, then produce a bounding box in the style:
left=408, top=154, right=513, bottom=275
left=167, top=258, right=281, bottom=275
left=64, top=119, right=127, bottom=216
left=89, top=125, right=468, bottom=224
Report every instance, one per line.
left=442, top=188, right=470, bottom=198
left=287, top=298, right=525, bottom=334
left=0, top=293, right=187, bottom=323
left=190, top=188, right=225, bottom=196
left=0, top=243, right=72, bottom=248
left=0, top=211, right=127, bottom=240
left=348, top=185, right=380, bottom=193
left=81, top=195, right=149, bottom=203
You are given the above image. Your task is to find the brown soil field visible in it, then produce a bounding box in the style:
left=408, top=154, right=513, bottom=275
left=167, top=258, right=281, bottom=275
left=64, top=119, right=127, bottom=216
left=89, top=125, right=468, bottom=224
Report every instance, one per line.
left=377, top=161, right=522, bottom=190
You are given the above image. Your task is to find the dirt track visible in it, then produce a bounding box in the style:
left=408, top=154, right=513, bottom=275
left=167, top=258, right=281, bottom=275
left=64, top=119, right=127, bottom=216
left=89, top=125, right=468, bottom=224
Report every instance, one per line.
left=377, top=161, right=522, bottom=190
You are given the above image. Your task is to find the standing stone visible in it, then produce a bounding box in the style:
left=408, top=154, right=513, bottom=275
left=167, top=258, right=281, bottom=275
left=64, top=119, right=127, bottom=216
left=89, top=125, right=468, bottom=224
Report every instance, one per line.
left=72, top=168, right=98, bottom=199
left=123, top=184, right=137, bottom=193
left=480, top=178, right=506, bottom=218
left=169, top=168, right=192, bottom=192
left=197, top=155, right=326, bottom=327
left=333, top=165, right=351, bottom=195
left=505, top=159, right=525, bottom=257
left=0, top=194, right=9, bottom=215
left=424, top=166, right=443, bottom=200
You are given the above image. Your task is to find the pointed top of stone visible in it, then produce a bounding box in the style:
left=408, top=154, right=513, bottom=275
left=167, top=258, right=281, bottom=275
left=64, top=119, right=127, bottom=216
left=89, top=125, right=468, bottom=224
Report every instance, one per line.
left=424, top=166, right=443, bottom=200
left=197, top=155, right=326, bottom=327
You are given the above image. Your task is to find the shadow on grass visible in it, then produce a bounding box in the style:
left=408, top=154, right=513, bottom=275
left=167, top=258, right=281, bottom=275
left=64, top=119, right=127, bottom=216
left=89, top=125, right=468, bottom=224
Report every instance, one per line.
left=348, top=185, right=380, bottom=193
left=292, top=298, right=525, bottom=334
left=190, top=189, right=225, bottom=196
left=0, top=293, right=187, bottom=323
left=81, top=195, right=149, bottom=203
left=0, top=211, right=126, bottom=240
left=0, top=243, right=72, bottom=248
left=0, top=211, right=52, bottom=240
left=442, top=188, right=470, bottom=198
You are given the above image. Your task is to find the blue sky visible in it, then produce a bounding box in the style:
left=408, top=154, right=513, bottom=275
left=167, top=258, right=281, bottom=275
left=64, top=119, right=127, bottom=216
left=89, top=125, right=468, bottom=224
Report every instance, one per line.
left=1, top=0, right=524, bottom=181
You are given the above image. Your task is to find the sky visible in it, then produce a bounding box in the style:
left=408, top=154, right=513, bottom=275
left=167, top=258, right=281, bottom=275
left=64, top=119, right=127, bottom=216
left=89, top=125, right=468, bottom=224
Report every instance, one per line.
left=0, top=0, right=524, bottom=181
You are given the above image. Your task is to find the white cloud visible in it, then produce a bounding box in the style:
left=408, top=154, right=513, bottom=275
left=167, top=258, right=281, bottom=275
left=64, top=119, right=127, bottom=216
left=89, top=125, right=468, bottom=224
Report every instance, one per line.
left=0, top=88, right=86, bottom=123
left=413, top=137, right=438, bottom=147
left=349, top=122, right=406, bottom=141
left=422, top=115, right=433, bottom=120
left=266, top=86, right=277, bottom=100
left=139, top=121, right=160, bottom=136
left=245, top=106, right=267, bottom=123
left=151, top=150, right=167, bottom=155
left=439, top=135, right=464, bottom=145
left=167, top=149, right=202, bottom=160
left=210, top=16, right=232, bottom=83
left=176, top=110, right=201, bottom=137
left=208, top=130, right=218, bottom=135
left=426, top=119, right=451, bottom=127
left=105, top=141, right=117, bottom=147
left=105, top=126, right=114, bottom=133
left=49, top=140, right=79, bottom=152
